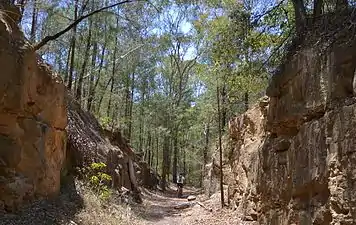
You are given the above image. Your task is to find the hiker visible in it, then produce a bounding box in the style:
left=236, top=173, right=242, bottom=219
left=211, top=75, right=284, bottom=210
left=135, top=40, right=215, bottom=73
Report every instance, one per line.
left=177, top=173, right=185, bottom=197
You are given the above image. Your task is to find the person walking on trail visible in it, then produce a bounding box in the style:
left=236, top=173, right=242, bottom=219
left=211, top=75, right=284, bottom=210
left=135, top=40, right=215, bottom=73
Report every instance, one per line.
left=177, top=173, right=185, bottom=198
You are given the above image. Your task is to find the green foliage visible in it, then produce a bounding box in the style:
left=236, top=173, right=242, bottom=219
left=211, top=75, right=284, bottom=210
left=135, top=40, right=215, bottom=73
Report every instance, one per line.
left=81, top=162, right=113, bottom=201
left=99, top=116, right=111, bottom=129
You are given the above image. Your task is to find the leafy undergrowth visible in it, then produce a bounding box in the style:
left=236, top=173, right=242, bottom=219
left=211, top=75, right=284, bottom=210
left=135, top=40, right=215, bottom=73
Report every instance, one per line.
left=74, top=188, right=141, bottom=225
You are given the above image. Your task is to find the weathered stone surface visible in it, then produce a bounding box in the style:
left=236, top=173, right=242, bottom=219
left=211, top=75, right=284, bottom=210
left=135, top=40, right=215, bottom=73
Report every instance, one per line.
left=226, top=99, right=267, bottom=223
left=0, top=2, right=67, bottom=212
left=226, top=13, right=356, bottom=225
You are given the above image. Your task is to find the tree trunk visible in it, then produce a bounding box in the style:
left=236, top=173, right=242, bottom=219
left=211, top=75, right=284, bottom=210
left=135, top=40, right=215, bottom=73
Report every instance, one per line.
left=244, top=91, right=249, bottom=112
left=124, top=76, right=130, bottom=138
left=139, top=92, right=145, bottom=153
left=313, top=0, right=323, bottom=18
left=76, top=19, right=92, bottom=102
left=90, top=42, right=106, bottom=112
left=150, top=135, right=154, bottom=168
left=64, top=46, right=71, bottom=83
left=146, top=131, right=152, bottom=166
left=30, top=0, right=37, bottom=43
left=221, top=84, right=227, bottom=131
left=87, top=42, right=98, bottom=111
left=88, top=14, right=107, bottom=112
left=107, top=78, right=114, bottom=118
left=172, top=130, right=178, bottom=183
left=67, top=0, right=79, bottom=91
left=128, top=159, right=142, bottom=203
left=55, top=50, right=63, bottom=74
left=156, top=135, right=159, bottom=174
left=203, top=123, right=210, bottom=172
left=292, top=0, right=306, bottom=34
left=161, top=136, right=170, bottom=191
left=107, top=30, right=118, bottom=118
left=217, top=86, right=224, bottom=207
left=127, top=72, right=135, bottom=141
left=183, top=146, right=186, bottom=175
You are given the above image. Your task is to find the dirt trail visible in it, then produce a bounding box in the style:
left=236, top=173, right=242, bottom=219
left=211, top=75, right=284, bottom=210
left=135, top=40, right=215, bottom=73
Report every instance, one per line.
left=135, top=186, right=198, bottom=225
left=134, top=186, right=248, bottom=225
left=0, top=182, right=249, bottom=225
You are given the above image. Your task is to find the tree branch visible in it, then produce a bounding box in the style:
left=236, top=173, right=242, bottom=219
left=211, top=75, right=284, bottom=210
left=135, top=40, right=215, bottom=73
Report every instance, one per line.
left=33, top=0, right=144, bottom=51
left=256, top=28, right=293, bottom=75
left=251, top=0, right=285, bottom=24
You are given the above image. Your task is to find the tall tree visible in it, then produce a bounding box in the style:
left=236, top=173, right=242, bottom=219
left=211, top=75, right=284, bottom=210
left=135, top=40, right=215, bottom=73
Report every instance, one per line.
left=67, top=0, right=79, bottom=90
left=29, top=0, right=37, bottom=42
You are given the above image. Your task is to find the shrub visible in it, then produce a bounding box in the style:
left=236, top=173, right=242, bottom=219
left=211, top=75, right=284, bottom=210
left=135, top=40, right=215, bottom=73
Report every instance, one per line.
left=80, top=162, right=113, bottom=201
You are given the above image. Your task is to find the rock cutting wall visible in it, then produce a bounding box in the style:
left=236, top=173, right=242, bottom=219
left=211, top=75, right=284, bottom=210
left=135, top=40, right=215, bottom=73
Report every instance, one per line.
left=0, top=2, right=67, bottom=211
left=226, top=13, right=356, bottom=225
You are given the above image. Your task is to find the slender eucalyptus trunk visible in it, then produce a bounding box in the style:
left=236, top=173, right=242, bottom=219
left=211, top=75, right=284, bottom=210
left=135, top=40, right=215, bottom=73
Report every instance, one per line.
left=172, top=128, right=178, bottom=183
left=127, top=72, right=135, bottom=141
left=88, top=20, right=107, bottom=112
left=87, top=42, right=98, bottom=111
left=217, top=86, right=224, bottom=207
left=146, top=131, right=152, bottom=166
left=91, top=42, right=106, bottom=112
left=150, top=135, right=154, bottom=168
left=139, top=92, right=145, bottom=152
left=221, top=83, right=227, bottom=131
left=64, top=46, right=71, bottom=83
left=76, top=19, right=92, bottom=102
left=97, top=77, right=112, bottom=117
left=107, top=30, right=118, bottom=118
left=155, top=135, right=159, bottom=174
left=161, top=135, right=170, bottom=191
left=67, top=0, right=79, bottom=90
left=291, top=0, right=306, bottom=34
left=30, top=0, right=37, bottom=43
left=183, top=146, right=186, bottom=175
left=203, top=123, right=210, bottom=171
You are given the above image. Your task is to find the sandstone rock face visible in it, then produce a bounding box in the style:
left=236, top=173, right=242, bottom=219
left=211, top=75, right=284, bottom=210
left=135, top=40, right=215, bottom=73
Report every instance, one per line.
left=0, top=2, right=67, bottom=211
left=227, top=16, right=356, bottom=225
